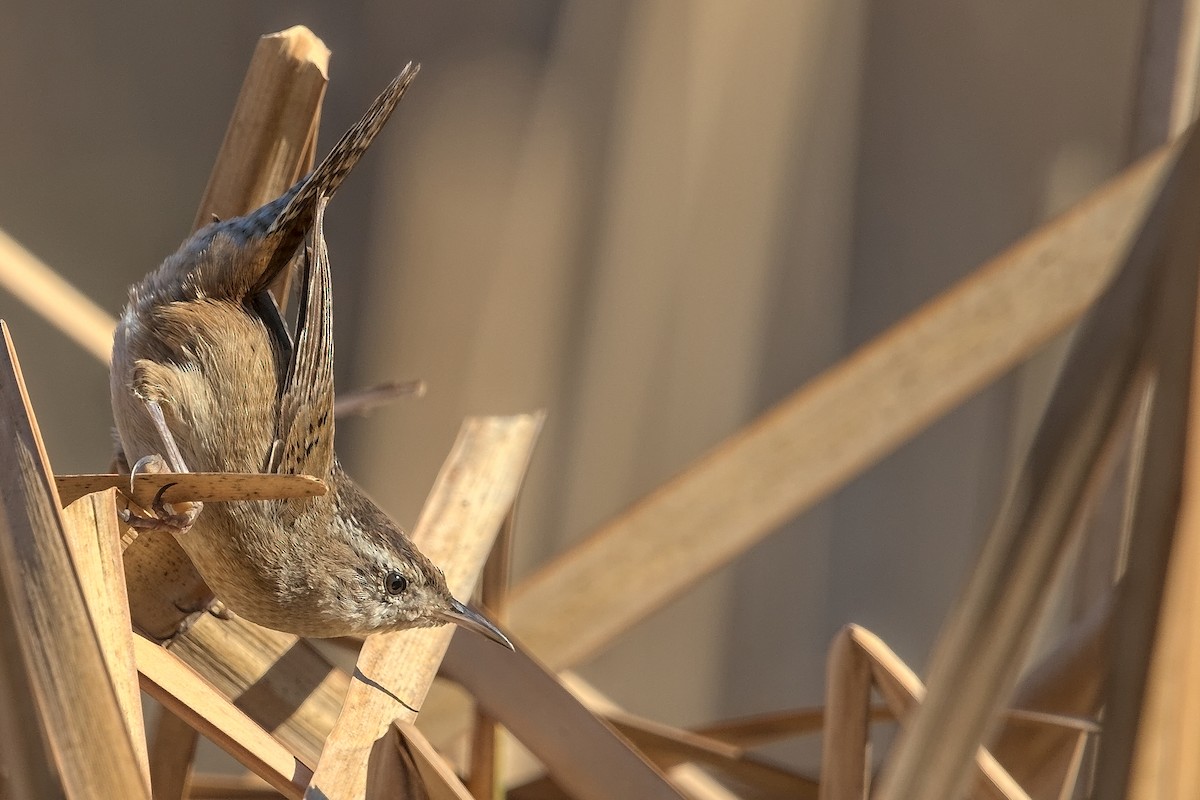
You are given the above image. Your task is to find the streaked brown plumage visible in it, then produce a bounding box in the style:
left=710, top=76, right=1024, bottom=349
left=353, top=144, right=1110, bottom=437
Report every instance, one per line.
left=110, top=65, right=509, bottom=646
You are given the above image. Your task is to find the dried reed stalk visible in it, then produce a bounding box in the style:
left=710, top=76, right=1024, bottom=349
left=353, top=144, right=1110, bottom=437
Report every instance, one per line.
left=1078, top=4, right=1200, bottom=795
left=188, top=773, right=284, bottom=799
left=820, top=624, right=874, bottom=798
left=989, top=590, right=1112, bottom=796
left=1128, top=0, right=1200, bottom=158
left=555, top=672, right=792, bottom=800
left=0, top=321, right=149, bottom=798
left=694, top=708, right=844, bottom=748
left=0, top=227, right=116, bottom=363
left=842, top=625, right=1034, bottom=799
left=165, top=615, right=350, bottom=765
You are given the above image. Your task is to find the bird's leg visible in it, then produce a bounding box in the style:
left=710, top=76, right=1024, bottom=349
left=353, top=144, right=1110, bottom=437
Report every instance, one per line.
left=145, top=398, right=189, bottom=474
left=119, top=399, right=203, bottom=534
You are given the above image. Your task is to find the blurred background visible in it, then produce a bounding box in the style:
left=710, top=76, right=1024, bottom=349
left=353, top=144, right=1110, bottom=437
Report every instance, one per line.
left=0, top=0, right=1151, bottom=777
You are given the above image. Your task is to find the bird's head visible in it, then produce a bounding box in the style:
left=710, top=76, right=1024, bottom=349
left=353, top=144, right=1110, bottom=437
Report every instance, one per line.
left=318, top=478, right=512, bottom=649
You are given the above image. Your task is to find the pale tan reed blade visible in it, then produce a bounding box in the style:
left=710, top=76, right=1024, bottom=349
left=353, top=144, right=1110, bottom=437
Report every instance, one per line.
left=0, top=629, right=64, bottom=800
left=134, top=635, right=313, bottom=798
left=0, top=320, right=150, bottom=798
left=149, top=711, right=199, bottom=800
left=873, top=123, right=1200, bottom=800
left=508, top=132, right=1186, bottom=673
left=1093, top=8, right=1200, bottom=793
left=693, top=704, right=1086, bottom=757
left=307, top=413, right=543, bottom=800
left=193, top=24, right=326, bottom=307
left=1116, top=461, right=1200, bottom=798
left=0, top=227, right=116, bottom=364
left=466, top=705, right=500, bottom=800
left=396, top=723, right=476, bottom=800
left=60, top=488, right=151, bottom=786
left=440, top=630, right=687, bottom=800
left=505, top=675, right=750, bottom=800
left=57, top=471, right=328, bottom=507
left=506, top=777, right=573, bottom=800
left=192, top=25, right=328, bottom=233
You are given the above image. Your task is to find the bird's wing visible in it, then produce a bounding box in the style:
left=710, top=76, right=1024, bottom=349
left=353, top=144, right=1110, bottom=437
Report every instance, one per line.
left=272, top=195, right=335, bottom=480
left=252, top=286, right=294, bottom=390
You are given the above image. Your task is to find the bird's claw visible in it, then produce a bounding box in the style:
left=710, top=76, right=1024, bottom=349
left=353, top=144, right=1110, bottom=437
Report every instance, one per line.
left=120, top=454, right=202, bottom=535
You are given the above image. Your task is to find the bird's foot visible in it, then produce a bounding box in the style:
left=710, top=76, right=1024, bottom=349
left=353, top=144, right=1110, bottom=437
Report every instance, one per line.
left=119, top=454, right=203, bottom=535
left=159, top=596, right=231, bottom=645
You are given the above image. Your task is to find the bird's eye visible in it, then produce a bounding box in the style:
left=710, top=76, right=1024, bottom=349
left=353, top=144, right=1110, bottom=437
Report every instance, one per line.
left=385, top=570, right=408, bottom=596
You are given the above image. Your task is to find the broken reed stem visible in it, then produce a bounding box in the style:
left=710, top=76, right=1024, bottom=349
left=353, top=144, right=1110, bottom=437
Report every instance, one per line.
left=193, top=25, right=328, bottom=234
left=193, top=24, right=326, bottom=307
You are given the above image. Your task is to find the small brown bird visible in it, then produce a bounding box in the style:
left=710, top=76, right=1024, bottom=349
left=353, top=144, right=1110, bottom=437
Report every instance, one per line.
left=110, top=65, right=510, bottom=647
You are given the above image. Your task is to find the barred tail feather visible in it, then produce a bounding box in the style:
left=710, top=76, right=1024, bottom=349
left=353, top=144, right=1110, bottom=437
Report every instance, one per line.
left=250, top=63, right=420, bottom=294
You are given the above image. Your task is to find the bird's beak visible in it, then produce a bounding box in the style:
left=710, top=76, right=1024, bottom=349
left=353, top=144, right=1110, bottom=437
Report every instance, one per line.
left=441, top=598, right=514, bottom=650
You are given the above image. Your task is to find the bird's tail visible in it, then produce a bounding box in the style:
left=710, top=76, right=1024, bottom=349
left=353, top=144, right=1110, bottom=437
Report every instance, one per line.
left=250, top=62, right=420, bottom=294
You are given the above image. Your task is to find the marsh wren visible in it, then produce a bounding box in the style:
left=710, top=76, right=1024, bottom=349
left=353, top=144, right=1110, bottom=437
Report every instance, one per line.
left=110, top=65, right=511, bottom=647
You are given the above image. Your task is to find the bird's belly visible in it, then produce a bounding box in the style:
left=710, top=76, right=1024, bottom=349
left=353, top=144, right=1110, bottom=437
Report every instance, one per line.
left=172, top=503, right=350, bottom=638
